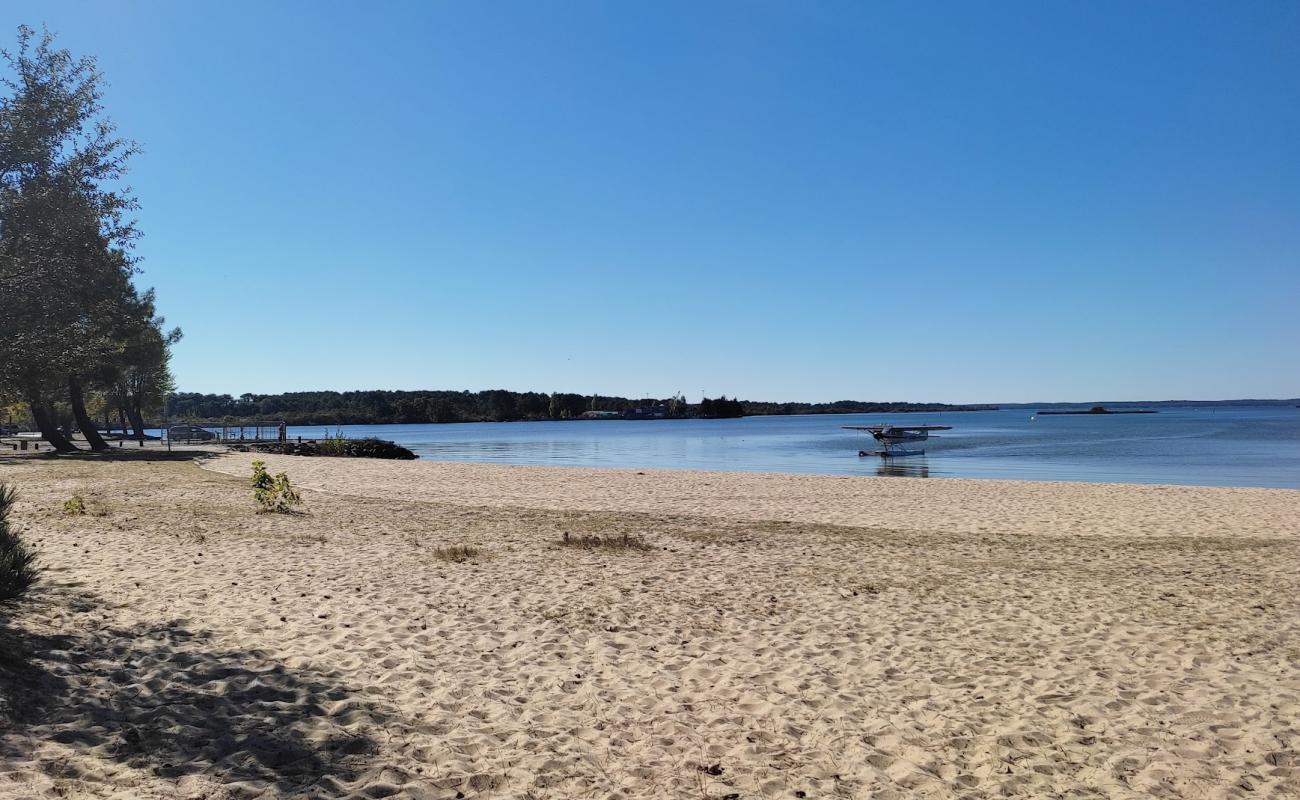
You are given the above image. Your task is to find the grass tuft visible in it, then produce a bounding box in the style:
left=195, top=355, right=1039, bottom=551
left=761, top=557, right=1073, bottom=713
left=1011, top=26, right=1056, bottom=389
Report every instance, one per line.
left=432, top=544, right=481, bottom=562
left=62, top=495, right=86, bottom=515
left=560, top=531, right=653, bottom=551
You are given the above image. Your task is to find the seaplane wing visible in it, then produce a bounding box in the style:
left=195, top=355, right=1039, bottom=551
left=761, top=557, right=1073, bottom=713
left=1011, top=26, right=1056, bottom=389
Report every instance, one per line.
left=842, top=425, right=952, bottom=433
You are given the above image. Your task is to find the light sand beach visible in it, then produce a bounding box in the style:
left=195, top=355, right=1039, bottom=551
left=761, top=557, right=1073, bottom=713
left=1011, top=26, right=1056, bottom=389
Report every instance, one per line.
left=1, top=451, right=1297, bottom=799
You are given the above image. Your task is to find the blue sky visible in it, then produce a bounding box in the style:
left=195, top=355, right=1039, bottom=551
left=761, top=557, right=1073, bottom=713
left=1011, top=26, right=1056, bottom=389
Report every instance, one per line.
left=8, top=1, right=1298, bottom=403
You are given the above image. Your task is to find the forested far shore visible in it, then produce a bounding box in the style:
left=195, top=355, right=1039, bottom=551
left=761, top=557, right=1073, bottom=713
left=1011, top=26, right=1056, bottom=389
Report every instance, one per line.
left=155, top=390, right=999, bottom=426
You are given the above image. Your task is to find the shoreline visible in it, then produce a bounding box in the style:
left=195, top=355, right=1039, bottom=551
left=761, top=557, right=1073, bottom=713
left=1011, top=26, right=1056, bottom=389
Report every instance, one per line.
left=10, top=441, right=1300, bottom=493
left=203, top=452, right=1300, bottom=540
left=10, top=438, right=1300, bottom=491
left=207, top=449, right=1300, bottom=493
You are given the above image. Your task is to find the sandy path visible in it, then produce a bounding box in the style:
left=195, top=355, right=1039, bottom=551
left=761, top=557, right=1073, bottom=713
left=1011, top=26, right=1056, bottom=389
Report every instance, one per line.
left=0, top=453, right=1296, bottom=799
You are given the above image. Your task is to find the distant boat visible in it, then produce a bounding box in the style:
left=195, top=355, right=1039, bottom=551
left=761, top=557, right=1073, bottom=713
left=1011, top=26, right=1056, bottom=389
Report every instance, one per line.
left=1036, top=406, right=1155, bottom=416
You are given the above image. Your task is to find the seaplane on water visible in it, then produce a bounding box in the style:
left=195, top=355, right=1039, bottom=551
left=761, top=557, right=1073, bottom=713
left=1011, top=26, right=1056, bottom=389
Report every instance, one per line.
left=843, top=424, right=952, bottom=458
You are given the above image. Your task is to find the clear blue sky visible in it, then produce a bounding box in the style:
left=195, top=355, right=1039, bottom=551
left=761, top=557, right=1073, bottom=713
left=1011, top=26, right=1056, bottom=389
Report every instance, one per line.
left=10, top=1, right=1298, bottom=403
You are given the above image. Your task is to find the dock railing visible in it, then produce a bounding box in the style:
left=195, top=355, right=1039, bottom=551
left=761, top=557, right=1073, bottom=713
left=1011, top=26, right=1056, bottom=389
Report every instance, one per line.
left=165, top=421, right=289, bottom=444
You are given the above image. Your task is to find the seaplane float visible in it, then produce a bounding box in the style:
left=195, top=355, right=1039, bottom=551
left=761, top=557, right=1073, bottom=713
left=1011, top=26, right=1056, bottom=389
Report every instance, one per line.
left=843, top=424, right=951, bottom=458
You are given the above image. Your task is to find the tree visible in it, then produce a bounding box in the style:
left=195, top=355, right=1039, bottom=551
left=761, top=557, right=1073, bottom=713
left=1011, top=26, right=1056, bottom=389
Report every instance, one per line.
left=699, top=395, right=743, bottom=418
left=485, top=389, right=517, bottom=422
left=107, top=299, right=180, bottom=439
left=0, top=26, right=172, bottom=450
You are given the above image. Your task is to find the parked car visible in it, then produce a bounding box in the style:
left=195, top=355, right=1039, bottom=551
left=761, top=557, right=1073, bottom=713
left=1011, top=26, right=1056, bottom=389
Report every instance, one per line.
left=167, top=425, right=216, bottom=441
left=0, top=423, right=18, bottom=435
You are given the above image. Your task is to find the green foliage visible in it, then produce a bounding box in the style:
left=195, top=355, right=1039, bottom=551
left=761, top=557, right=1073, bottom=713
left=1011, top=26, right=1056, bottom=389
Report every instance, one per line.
left=62, top=494, right=86, bottom=515
left=0, top=484, right=39, bottom=602
left=250, top=460, right=301, bottom=514
left=0, top=26, right=178, bottom=446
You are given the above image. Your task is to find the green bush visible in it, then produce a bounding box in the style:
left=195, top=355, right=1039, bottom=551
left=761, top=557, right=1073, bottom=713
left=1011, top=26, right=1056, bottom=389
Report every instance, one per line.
left=251, top=460, right=302, bottom=514
left=63, top=495, right=86, bottom=515
left=0, top=484, right=39, bottom=603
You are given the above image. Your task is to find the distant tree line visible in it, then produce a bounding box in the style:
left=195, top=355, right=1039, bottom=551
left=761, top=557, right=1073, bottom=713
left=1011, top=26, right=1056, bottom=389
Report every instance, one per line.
left=162, top=389, right=993, bottom=425
left=698, top=396, right=744, bottom=418
left=0, top=28, right=177, bottom=450
left=166, top=390, right=688, bottom=424
left=733, top=399, right=998, bottom=415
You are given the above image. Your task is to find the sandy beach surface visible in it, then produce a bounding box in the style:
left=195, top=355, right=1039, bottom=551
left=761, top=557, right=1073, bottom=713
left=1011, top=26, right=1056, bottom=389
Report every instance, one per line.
left=0, top=450, right=1297, bottom=799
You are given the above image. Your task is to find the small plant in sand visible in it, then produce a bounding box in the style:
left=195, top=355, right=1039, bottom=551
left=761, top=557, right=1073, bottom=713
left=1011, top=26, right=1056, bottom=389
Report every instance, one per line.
left=560, top=531, right=653, bottom=551
left=62, top=494, right=86, bottom=515
left=432, top=544, right=482, bottom=563
left=0, top=484, right=39, bottom=602
left=251, top=459, right=302, bottom=513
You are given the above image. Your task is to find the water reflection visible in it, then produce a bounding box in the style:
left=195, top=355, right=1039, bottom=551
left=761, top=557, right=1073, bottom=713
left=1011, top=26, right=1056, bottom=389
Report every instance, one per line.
left=875, top=457, right=931, bottom=478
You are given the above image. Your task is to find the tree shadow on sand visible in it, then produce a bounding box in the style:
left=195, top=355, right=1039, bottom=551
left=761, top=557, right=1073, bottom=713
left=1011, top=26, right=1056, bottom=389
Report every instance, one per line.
left=0, top=448, right=221, bottom=465
left=0, top=603, right=382, bottom=797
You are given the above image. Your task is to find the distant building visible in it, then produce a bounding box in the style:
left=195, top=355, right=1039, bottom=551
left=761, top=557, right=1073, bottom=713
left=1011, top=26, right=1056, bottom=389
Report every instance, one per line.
left=579, top=410, right=621, bottom=420
left=623, top=405, right=668, bottom=420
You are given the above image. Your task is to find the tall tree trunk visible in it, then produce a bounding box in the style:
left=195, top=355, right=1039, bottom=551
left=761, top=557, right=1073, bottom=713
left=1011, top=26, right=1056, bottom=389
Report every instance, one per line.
left=126, top=404, right=146, bottom=440
left=28, top=400, right=78, bottom=452
left=118, top=405, right=128, bottom=436
left=68, top=376, right=110, bottom=451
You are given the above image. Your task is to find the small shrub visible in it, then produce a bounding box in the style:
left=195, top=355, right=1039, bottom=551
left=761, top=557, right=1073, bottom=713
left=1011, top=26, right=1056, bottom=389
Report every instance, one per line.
left=251, top=460, right=302, bottom=514
left=432, top=544, right=481, bottom=563
left=62, top=495, right=86, bottom=515
left=559, top=531, right=652, bottom=551
left=0, top=484, right=39, bottom=603
left=316, top=428, right=350, bottom=457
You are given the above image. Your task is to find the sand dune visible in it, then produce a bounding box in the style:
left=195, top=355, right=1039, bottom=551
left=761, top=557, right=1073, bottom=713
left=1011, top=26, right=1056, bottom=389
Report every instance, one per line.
left=1, top=452, right=1297, bottom=798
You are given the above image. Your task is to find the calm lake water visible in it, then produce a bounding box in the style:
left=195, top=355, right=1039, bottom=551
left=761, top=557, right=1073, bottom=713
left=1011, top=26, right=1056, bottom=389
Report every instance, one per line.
left=260, top=406, right=1300, bottom=489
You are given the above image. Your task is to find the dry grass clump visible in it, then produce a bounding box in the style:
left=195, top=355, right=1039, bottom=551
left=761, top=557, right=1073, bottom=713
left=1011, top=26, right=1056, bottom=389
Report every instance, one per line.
left=560, top=531, right=653, bottom=551
left=432, top=544, right=482, bottom=563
